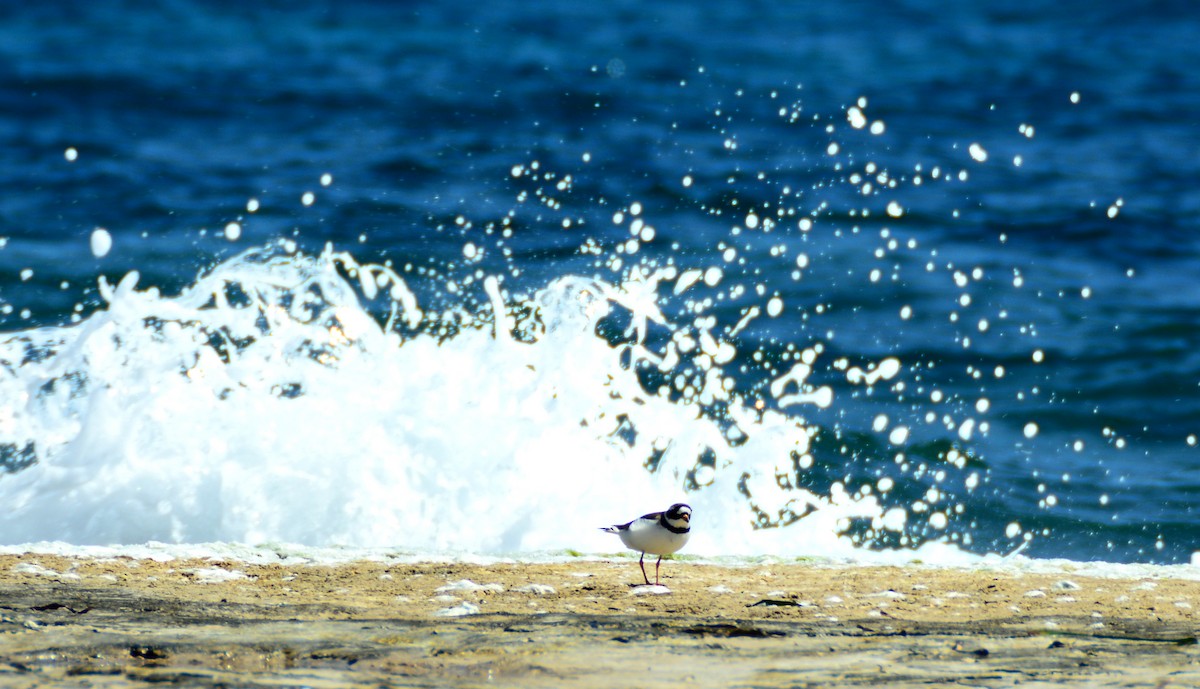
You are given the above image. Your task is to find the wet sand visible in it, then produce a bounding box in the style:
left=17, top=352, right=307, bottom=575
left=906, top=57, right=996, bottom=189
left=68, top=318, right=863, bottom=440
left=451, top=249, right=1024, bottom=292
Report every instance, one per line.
left=1, top=553, right=1197, bottom=687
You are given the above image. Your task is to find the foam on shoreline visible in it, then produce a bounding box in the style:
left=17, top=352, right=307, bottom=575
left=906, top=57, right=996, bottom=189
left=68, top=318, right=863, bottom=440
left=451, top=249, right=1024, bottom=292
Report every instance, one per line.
left=3, top=540, right=1197, bottom=582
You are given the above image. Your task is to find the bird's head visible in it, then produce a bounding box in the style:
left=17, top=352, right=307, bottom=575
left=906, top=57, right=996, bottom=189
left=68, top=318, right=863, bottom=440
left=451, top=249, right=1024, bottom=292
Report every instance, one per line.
left=665, top=503, right=691, bottom=528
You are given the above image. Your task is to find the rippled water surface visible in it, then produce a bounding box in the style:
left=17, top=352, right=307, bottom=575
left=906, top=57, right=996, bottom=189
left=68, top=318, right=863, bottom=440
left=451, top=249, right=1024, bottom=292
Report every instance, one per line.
left=1, top=1, right=1198, bottom=564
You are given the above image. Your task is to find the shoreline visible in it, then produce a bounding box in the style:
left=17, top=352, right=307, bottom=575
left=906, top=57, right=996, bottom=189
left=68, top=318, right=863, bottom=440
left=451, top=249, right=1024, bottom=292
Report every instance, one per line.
left=1, top=553, right=1198, bottom=687
left=3, top=541, right=1199, bottom=577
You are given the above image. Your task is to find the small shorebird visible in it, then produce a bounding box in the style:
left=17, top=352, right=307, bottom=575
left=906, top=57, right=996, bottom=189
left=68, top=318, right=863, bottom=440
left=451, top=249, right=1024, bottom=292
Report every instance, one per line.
left=600, top=503, right=691, bottom=585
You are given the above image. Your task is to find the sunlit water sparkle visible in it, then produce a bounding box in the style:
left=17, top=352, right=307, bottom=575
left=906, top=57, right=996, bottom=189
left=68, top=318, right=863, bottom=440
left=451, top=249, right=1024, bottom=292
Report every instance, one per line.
left=2, top=1, right=1199, bottom=567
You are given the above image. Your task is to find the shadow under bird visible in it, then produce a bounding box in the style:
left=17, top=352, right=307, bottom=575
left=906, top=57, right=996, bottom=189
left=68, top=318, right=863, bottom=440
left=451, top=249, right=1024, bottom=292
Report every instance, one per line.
left=600, top=503, right=691, bottom=585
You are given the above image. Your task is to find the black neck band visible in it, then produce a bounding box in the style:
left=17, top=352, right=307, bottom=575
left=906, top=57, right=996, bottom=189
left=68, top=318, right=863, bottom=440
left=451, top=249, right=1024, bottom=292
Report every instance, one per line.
left=660, top=517, right=690, bottom=535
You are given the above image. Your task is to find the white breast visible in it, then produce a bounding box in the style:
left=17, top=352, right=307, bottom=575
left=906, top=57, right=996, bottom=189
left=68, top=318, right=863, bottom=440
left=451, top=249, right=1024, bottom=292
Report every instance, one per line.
left=618, top=517, right=690, bottom=555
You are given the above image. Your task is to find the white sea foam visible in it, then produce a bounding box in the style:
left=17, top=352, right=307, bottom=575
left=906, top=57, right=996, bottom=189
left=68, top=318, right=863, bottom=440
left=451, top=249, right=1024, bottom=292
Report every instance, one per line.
left=0, top=243, right=945, bottom=561
left=433, top=601, right=480, bottom=617
left=514, top=583, right=556, bottom=595
left=630, top=585, right=672, bottom=595
left=189, top=567, right=251, bottom=584
left=11, top=561, right=72, bottom=578
left=435, top=579, right=504, bottom=594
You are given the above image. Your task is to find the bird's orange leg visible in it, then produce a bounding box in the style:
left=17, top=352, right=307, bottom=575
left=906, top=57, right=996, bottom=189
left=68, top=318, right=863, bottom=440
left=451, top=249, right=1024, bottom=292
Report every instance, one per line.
left=638, top=552, right=651, bottom=585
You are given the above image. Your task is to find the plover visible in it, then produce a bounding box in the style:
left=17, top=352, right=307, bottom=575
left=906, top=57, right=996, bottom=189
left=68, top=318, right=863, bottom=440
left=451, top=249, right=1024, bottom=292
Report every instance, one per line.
left=600, top=503, right=691, bottom=585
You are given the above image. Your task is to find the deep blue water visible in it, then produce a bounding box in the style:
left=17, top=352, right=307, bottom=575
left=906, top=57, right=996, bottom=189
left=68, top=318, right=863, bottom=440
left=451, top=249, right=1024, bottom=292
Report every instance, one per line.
left=2, top=1, right=1199, bottom=563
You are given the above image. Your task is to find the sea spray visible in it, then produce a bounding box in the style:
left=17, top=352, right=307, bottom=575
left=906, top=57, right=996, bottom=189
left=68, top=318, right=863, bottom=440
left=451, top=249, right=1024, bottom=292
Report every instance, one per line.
left=0, top=241, right=925, bottom=558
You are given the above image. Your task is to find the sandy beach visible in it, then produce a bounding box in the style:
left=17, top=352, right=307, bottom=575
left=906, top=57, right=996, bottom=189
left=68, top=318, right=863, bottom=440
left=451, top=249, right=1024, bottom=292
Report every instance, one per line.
left=0, top=552, right=1197, bottom=687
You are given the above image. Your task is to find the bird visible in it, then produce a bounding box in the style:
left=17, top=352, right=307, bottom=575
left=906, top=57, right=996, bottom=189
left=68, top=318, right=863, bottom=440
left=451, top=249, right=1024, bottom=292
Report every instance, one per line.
left=600, top=503, right=691, bottom=585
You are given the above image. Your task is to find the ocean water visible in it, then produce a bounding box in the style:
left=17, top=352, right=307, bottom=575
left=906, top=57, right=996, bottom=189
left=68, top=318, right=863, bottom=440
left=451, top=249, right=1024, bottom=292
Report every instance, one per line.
left=1, top=1, right=1198, bottom=565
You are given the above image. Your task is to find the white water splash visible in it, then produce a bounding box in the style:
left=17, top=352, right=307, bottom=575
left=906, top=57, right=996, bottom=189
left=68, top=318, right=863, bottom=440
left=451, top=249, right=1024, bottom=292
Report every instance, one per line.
left=0, top=243, right=932, bottom=560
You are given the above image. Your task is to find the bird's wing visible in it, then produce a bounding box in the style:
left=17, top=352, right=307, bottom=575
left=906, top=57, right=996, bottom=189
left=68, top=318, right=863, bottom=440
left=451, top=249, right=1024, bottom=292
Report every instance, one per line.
left=600, top=520, right=634, bottom=533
